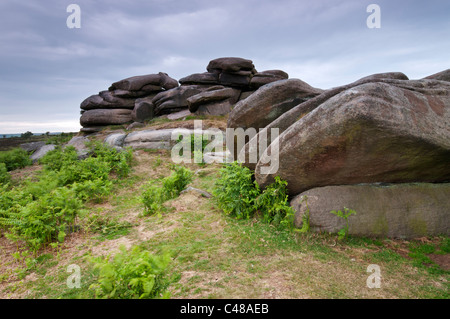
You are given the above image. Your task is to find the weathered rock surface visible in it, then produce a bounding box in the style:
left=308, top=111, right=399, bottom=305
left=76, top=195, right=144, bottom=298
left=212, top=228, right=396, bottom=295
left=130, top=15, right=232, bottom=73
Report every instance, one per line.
left=166, top=109, right=192, bottom=120
left=228, top=78, right=323, bottom=131
left=80, top=109, right=133, bottom=127
left=123, top=129, right=178, bottom=150
left=109, top=72, right=178, bottom=91
left=152, top=85, right=213, bottom=115
left=424, top=69, right=450, bottom=82
left=104, top=133, right=127, bottom=150
left=290, top=183, right=450, bottom=238
left=238, top=91, right=256, bottom=102
left=237, top=73, right=420, bottom=169
left=187, top=86, right=241, bottom=116
left=256, top=79, right=450, bottom=195
left=132, top=95, right=157, bottom=122
left=207, top=57, right=256, bottom=74
left=179, top=72, right=219, bottom=85
left=80, top=73, right=178, bottom=129
left=65, top=136, right=90, bottom=159
left=20, top=141, right=46, bottom=153
left=79, top=57, right=289, bottom=130
left=30, top=144, right=56, bottom=163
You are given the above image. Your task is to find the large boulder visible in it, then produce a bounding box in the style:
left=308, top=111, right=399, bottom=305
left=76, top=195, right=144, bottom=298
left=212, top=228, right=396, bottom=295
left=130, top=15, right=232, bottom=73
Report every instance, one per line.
left=179, top=72, right=220, bottom=85
left=104, top=133, right=127, bottom=150
left=80, top=109, right=133, bottom=127
left=424, top=69, right=450, bottom=82
left=80, top=92, right=139, bottom=111
left=65, top=136, right=90, bottom=159
left=237, top=73, right=415, bottom=169
left=123, top=129, right=179, bottom=150
left=228, top=78, right=323, bottom=131
left=218, top=71, right=253, bottom=88
left=187, top=86, right=241, bottom=116
left=256, top=79, right=450, bottom=195
left=290, top=183, right=450, bottom=238
left=20, top=141, right=46, bottom=153
left=207, top=57, right=255, bottom=74
left=109, top=72, right=178, bottom=91
left=204, top=57, right=259, bottom=89
left=132, top=95, right=157, bottom=123
left=30, top=144, right=56, bottom=163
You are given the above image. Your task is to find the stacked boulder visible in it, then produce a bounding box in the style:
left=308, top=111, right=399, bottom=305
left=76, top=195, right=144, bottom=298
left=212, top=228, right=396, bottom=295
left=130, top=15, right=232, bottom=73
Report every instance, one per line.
left=227, top=69, right=450, bottom=238
left=80, top=72, right=178, bottom=132
left=79, top=57, right=289, bottom=131
left=179, top=57, right=288, bottom=116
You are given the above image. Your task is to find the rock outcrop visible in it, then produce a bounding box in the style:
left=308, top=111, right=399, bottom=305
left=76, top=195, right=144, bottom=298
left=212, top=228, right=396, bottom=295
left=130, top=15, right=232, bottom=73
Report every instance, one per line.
left=225, top=69, right=450, bottom=238
left=80, top=72, right=178, bottom=132
left=79, top=57, right=290, bottom=132
left=255, top=79, right=450, bottom=194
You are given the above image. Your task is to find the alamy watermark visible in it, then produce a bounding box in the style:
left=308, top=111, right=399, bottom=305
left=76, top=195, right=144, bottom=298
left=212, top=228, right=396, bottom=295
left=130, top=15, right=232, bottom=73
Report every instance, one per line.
left=366, top=4, right=381, bottom=29
left=66, top=4, right=81, bottom=29
left=366, top=264, right=381, bottom=288
left=170, top=120, right=280, bottom=174
left=66, top=264, right=81, bottom=288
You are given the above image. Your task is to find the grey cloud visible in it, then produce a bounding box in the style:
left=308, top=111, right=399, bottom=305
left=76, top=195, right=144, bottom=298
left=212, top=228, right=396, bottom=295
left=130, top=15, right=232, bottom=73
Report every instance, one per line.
left=0, top=0, right=448, bottom=133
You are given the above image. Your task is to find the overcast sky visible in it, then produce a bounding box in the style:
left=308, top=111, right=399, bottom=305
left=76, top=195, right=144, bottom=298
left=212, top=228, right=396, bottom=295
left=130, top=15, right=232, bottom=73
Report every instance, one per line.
left=0, top=0, right=449, bottom=134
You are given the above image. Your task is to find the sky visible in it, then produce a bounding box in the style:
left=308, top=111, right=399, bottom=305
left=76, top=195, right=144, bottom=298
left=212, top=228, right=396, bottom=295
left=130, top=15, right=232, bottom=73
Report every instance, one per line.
left=0, top=0, right=449, bottom=134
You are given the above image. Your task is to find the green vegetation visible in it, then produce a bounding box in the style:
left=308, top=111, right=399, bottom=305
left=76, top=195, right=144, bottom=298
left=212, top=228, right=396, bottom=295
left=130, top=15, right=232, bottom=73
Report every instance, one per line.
left=408, top=238, right=449, bottom=275
left=330, top=207, right=357, bottom=240
left=0, top=148, right=32, bottom=171
left=44, top=133, right=75, bottom=146
left=21, top=131, right=33, bottom=139
left=213, top=162, right=295, bottom=228
left=0, top=163, right=10, bottom=185
left=141, top=165, right=193, bottom=216
left=298, top=195, right=310, bottom=233
left=256, top=176, right=295, bottom=228
left=0, top=130, right=448, bottom=300
left=213, top=162, right=260, bottom=220
left=89, top=245, right=172, bottom=299
left=0, top=142, right=133, bottom=253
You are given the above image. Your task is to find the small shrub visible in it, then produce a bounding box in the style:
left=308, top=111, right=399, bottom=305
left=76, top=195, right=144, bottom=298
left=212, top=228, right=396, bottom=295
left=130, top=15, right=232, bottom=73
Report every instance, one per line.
left=297, top=195, right=310, bottom=233
left=162, top=165, right=193, bottom=198
left=89, top=245, right=172, bottom=299
left=256, top=176, right=295, bottom=228
left=213, top=162, right=260, bottom=220
left=141, top=183, right=168, bottom=216
left=330, top=207, right=357, bottom=240
left=141, top=165, right=192, bottom=216
left=88, top=141, right=133, bottom=178
left=0, top=163, right=10, bottom=185
left=0, top=148, right=32, bottom=171
left=213, top=162, right=297, bottom=229
left=58, top=156, right=111, bottom=186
